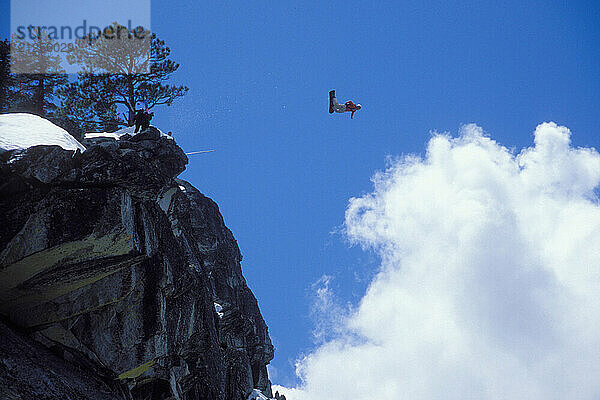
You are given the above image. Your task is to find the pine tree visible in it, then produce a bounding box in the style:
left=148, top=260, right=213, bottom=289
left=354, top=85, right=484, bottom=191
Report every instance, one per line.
left=10, top=32, right=67, bottom=116
left=0, top=40, right=15, bottom=112
left=0, top=39, right=12, bottom=112
left=59, top=23, right=188, bottom=129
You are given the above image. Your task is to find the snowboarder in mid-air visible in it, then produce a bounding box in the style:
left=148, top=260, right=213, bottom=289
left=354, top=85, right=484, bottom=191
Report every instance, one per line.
left=329, top=90, right=361, bottom=119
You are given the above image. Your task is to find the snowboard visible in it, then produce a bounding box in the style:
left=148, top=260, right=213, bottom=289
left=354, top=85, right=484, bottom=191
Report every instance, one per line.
left=329, top=90, right=335, bottom=114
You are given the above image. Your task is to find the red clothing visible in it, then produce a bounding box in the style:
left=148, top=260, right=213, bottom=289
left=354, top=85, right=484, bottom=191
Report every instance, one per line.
left=345, top=101, right=358, bottom=118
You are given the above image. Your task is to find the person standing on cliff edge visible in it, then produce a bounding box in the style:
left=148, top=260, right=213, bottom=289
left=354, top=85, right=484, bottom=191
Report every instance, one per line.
left=133, top=106, right=154, bottom=133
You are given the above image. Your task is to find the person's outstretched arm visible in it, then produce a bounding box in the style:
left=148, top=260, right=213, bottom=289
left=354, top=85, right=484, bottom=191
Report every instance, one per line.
left=351, top=110, right=355, bottom=119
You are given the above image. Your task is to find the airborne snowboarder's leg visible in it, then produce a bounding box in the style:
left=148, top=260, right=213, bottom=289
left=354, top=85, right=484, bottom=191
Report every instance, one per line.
left=330, top=91, right=346, bottom=113
left=329, top=90, right=335, bottom=114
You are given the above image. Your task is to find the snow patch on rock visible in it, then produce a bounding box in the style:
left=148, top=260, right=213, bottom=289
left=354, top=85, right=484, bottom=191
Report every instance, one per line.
left=247, top=389, right=270, bottom=400
left=0, top=113, right=86, bottom=152
left=85, top=125, right=173, bottom=141
left=214, top=302, right=224, bottom=318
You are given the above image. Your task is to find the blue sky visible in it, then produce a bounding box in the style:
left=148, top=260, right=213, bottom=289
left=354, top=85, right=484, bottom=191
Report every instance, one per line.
left=2, top=0, right=600, bottom=387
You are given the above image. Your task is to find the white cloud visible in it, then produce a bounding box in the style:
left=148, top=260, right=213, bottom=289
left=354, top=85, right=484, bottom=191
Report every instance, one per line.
left=276, top=122, right=600, bottom=400
left=309, top=275, right=351, bottom=344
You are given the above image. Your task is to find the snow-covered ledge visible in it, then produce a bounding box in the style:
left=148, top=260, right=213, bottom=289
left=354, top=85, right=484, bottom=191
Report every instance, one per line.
left=85, top=125, right=173, bottom=141
left=0, top=113, right=86, bottom=152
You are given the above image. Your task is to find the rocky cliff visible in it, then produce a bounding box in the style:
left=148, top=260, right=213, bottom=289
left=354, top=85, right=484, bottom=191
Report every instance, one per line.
left=0, top=128, right=274, bottom=400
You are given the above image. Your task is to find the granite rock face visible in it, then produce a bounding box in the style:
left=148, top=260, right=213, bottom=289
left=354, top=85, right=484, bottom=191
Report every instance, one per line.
left=0, top=128, right=274, bottom=400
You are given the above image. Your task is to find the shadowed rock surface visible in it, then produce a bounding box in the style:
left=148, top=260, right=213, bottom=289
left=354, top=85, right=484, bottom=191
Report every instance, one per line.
left=0, top=127, right=274, bottom=400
